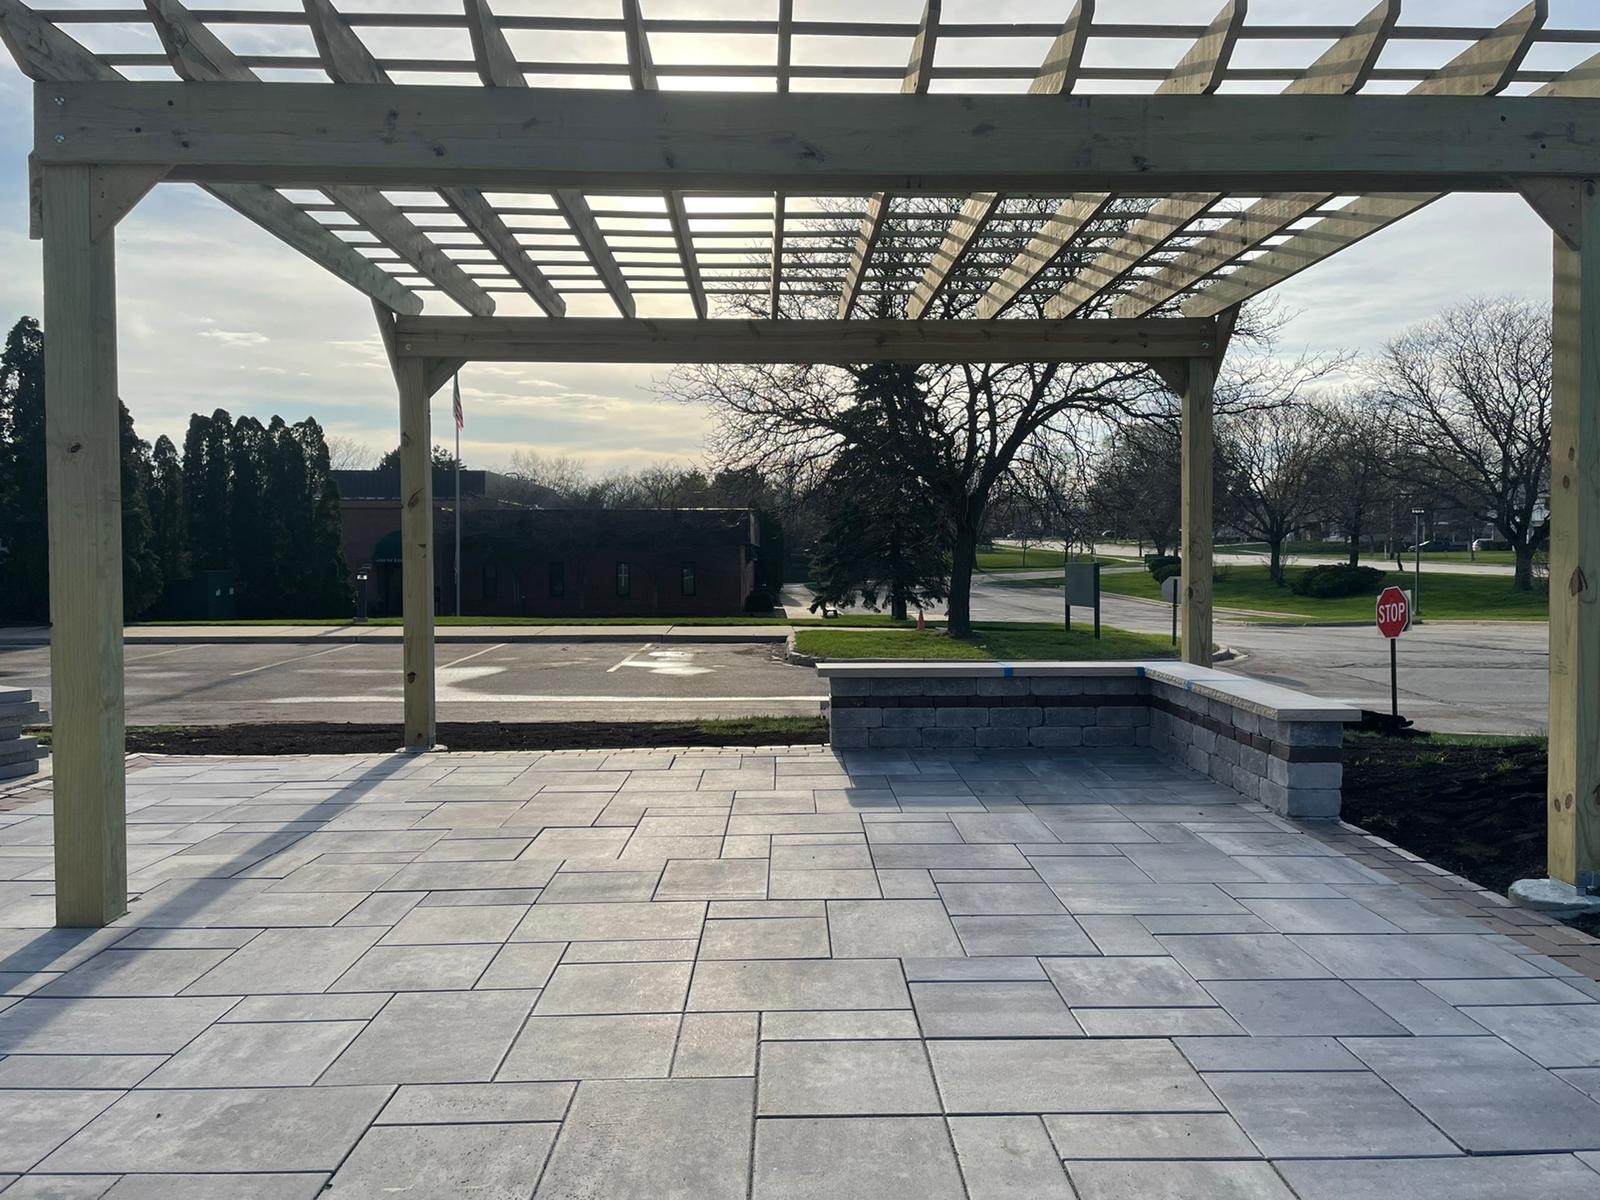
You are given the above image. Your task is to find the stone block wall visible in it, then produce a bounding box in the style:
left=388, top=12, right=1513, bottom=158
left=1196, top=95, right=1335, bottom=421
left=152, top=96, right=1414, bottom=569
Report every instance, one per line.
left=0, top=687, right=45, bottom=782
left=819, top=664, right=1357, bottom=819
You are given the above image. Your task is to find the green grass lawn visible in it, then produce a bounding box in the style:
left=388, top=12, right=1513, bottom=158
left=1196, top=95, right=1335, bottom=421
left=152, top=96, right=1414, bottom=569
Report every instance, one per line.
left=976, top=546, right=1135, bottom=572
left=1087, top=564, right=1546, bottom=622
left=794, top=621, right=1175, bottom=661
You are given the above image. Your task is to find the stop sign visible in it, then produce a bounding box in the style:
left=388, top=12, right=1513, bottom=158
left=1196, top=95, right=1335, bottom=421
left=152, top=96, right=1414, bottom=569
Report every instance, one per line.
left=1376, top=586, right=1409, bottom=639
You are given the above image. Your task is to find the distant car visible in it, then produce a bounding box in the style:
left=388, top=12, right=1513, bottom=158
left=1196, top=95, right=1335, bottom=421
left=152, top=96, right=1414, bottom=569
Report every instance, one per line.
left=1408, top=539, right=1462, bottom=553
left=1471, top=538, right=1509, bottom=552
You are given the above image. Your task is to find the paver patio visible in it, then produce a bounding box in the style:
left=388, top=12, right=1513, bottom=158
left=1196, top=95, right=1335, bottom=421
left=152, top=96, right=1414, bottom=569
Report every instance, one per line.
left=2, top=747, right=1600, bottom=1198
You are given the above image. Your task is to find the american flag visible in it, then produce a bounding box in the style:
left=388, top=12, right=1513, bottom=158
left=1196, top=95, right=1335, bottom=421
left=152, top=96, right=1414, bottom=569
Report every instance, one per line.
left=452, top=373, right=464, bottom=431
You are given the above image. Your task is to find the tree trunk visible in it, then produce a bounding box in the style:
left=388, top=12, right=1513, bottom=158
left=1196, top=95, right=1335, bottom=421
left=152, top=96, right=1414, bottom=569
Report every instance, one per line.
left=948, top=521, right=978, bottom=638
left=1513, top=542, right=1535, bottom=592
left=1269, top=538, right=1285, bottom=584
left=891, top=595, right=908, bottom=622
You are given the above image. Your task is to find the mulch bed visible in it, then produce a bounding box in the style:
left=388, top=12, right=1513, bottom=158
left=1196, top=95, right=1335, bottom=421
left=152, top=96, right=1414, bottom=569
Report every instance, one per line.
left=115, top=720, right=828, bottom=755
left=1341, top=734, right=1549, bottom=896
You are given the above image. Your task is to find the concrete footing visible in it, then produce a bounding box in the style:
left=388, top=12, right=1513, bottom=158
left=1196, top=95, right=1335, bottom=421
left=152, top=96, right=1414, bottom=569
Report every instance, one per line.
left=1509, top=877, right=1600, bottom=918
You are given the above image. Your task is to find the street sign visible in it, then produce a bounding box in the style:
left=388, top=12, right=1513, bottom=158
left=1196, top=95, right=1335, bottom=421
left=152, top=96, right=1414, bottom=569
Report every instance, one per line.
left=1376, top=586, right=1409, bottom=639
left=1161, top=575, right=1182, bottom=646
left=1064, top=562, right=1102, bottom=639
left=1376, top=585, right=1410, bottom=719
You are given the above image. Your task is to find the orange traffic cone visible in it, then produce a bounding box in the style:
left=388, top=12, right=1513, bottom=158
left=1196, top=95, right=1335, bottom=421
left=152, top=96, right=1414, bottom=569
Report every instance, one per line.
left=916, top=606, right=926, bottom=632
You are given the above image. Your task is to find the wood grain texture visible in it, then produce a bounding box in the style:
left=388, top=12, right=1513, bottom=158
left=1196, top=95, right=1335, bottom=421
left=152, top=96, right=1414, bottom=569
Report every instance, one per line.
left=1180, top=355, right=1216, bottom=669
left=41, top=162, right=127, bottom=926
left=390, top=315, right=1221, bottom=365
left=397, top=354, right=437, bottom=751
left=1548, top=179, right=1600, bottom=889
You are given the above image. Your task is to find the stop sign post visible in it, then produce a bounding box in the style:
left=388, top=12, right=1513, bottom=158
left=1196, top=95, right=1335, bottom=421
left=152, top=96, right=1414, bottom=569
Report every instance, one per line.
left=1376, top=586, right=1410, bottom=717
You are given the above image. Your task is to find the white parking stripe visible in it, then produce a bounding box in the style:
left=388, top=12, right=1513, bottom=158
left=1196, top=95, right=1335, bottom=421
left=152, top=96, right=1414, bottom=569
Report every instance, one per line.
left=441, top=642, right=505, bottom=670
left=606, top=643, right=652, bottom=673
left=229, top=643, right=354, bottom=677
left=126, top=644, right=197, bottom=662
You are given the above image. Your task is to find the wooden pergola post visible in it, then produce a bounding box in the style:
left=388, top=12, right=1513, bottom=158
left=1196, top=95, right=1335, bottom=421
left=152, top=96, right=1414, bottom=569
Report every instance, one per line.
left=41, top=162, right=157, bottom=926
left=1181, top=356, right=1217, bottom=669
left=1547, top=178, right=1600, bottom=894
left=397, top=355, right=436, bottom=750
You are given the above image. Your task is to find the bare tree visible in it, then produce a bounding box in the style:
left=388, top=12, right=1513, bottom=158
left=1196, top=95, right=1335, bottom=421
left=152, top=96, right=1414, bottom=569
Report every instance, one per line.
left=325, top=435, right=377, bottom=471
left=1219, top=400, right=1337, bottom=584
left=1369, top=296, right=1552, bottom=590
left=505, top=449, right=589, bottom=503
left=1086, top=421, right=1183, bottom=557
left=1321, top=391, right=1397, bottom=567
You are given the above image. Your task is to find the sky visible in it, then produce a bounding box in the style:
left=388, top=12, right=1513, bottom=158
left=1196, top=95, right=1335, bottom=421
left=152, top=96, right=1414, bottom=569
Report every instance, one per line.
left=0, top=0, right=1591, bottom=471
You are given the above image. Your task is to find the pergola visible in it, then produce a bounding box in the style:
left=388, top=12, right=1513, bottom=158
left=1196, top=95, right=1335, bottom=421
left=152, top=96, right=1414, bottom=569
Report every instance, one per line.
left=2, top=0, right=1598, bottom=926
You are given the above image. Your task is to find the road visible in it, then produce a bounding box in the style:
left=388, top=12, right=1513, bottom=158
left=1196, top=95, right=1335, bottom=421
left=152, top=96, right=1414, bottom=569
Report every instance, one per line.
left=0, top=640, right=828, bottom=726
left=1041, top=540, right=1520, bottom=578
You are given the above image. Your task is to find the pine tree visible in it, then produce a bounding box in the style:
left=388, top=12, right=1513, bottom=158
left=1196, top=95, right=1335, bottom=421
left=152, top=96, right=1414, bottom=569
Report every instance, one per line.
left=294, top=417, right=354, bottom=617
left=229, top=415, right=272, bottom=615
left=0, top=317, right=46, bottom=622
left=149, top=434, right=188, bottom=589
left=182, top=409, right=233, bottom=571
left=118, top=401, right=163, bottom=619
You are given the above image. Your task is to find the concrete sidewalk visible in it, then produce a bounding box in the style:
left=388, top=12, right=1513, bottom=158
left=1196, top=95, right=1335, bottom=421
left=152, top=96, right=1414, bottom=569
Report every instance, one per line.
left=0, top=624, right=794, bottom=647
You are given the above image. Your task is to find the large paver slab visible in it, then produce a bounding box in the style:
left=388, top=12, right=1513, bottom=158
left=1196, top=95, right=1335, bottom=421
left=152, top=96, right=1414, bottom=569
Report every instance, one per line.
left=1276, top=1153, right=1600, bottom=1200
left=512, top=901, right=705, bottom=942
left=827, top=900, right=962, bottom=958
left=1043, top=956, right=1211, bottom=1008
left=321, top=991, right=536, bottom=1085
left=1345, top=1036, right=1600, bottom=1152
left=184, top=927, right=383, bottom=995
left=1289, top=933, right=1547, bottom=979
left=534, top=961, right=692, bottom=1015
left=376, top=1082, right=574, bottom=1124
left=1044, top=1113, right=1258, bottom=1160
left=536, top=1078, right=754, bottom=1200
left=0, top=996, right=236, bottom=1054
left=39, top=1086, right=389, bottom=1173
left=326, top=1122, right=559, bottom=1200
left=499, top=1014, right=680, bottom=1080
left=952, top=914, right=1096, bottom=956
left=912, top=981, right=1080, bottom=1037
left=34, top=948, right=233, bottom=998
left=688, top=958, right=909, bottom=1011
left=1064, top=1161, right=1296, bottom=1200
left=0, top=1089, right=121, bottom=1172
left=1205, top=1070, right=1458, bottom=1158
left=928, top=1038, right=1217, bottom=1113
left=1456, top=1002, right=1600, bottom=1068
left=139, top=1020, right=363, bottom=1088
left=1202, top=979, right=1409, bottom=1036
left=100, top=1175, right=328, bottom=1199
left=949, top=1116, right=1076, bottom=1199
left=753, top=1116, right=965, bottom=1200
left=757, top=1039, right=940, bottom=1115
left=700, top=917, right=829, bottom=960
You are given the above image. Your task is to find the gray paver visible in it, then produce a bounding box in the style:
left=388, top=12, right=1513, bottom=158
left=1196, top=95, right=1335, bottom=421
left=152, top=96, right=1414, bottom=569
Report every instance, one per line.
left=321, top=991, right=536, bottom=1084
left=0, top=996, right=236, bottom=1054
left=1202, top=979, right=1409, bottom=1036
left=1276, top=1154, right=1600, bottom=1200
left=912, top=981, right=1080, bottom=1037
left=949, top=1115, right=1076, bottom=1200
left=184, top=927, right=384, bottom=995
left=699, top=917, right=829, bottom=960
left=952, top=915, right=1096, bottom=956
left=139, top=1020, right=362, bottom=1088
left=656, top=857, right=768, bottom=900
left=40, top=1086, right=389, bottom=1173
left=1455, top=1003, right=1600, bottom=1068
left=928, top=1038, right=1217, bottom=1113
left=0, top=1090, right=120, bottom=1172
left=688, top=959, right=909, bottom=1011
left=673, top=1011, right=759, bottom=1077
left=512, top=901, right=705, bottom=942
left=1206, top=1069, right=1459, bottom=1158
left=533, top=961, right=692, bottom=1014
left=326, top=1121, right=558, bottom=1200
left=827, top=899, right=962, bottom=958
left=376, top=1081, right=575, bottom=1124
left=102, top=1176, right=326, bottom=1200
left=380, top=903, right=527, bottom=945
left=1065, top=1161, right=1296, bottom=1200
left=1289, top=933, right=1547, bottom=979
left=1044, top=1113, right=1258, bottom=1160
left=1043, top=956, right=1211, bottom=1007
left=753, top=1117, right=966, bottom=1200
left=1157, top=934, right=1333, bottom=980
left=757, top=1038, right=940, bottom=1115
left=536, top=1078, right=754, bottom=1200
left=759, top=1009, right=921, bottom=1040
left=35, top=948, right=233, bottom=998
left=499, top=1013, right=680, bottom=1080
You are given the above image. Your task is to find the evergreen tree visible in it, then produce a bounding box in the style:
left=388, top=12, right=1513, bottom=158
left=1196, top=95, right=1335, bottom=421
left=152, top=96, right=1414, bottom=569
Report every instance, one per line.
left=293, top=417, right=354, bottom=617
left=182, top=409, right=233, bottom=570
left=808, top=372, right=951, bottom=622
left=0, top=317, right=46, bottom=622
left=149, top=434, right=188, bottom=589
left=118, top=401, right=163, bottom=619
left=229, top=415, right=273, bottom=615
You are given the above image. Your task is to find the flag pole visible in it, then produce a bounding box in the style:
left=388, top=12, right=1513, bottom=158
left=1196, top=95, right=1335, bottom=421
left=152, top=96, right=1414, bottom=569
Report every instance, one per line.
left=453, top=372, right=463, bottom=619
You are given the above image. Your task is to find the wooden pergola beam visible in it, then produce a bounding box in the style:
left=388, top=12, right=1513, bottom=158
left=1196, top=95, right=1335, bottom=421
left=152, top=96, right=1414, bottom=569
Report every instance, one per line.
left=1, top=0, right=421, bottom=315
left=1123, top=0, right=1533, bottom=318
left=39, top=85, right=1600, bottom=193
left=837, top=0, right=940, bottom=318
left=388, top=315, right=1222, bottom=364
left=978, top=0, right=1247, bottom=321
left=460, top=0, right=632, bottom=317
left=770, top=0, right=793, bottom=318
left=906, top=0, right=1094, bottom=319
left=623, top=0, right=706, bottom=319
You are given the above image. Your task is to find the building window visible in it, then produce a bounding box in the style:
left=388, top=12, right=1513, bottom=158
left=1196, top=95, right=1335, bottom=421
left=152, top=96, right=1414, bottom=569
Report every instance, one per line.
left=616, top=562, right=631, bottom=597
left=549, top=560, right=565, bottom=598
left=481, top=563, right=498, bottom=601
left=681, top=562, right=696, bottom=596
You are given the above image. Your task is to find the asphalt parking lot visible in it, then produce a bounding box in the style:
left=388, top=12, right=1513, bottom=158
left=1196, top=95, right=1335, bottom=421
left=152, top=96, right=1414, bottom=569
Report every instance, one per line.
left=0, top=640, right=828, bottom=726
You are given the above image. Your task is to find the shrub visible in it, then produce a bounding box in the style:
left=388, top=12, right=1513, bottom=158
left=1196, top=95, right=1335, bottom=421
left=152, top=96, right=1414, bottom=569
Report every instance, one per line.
left=1289, top=563, right=1386, bottom=599
left=744, top=585, right=778, bottom=612
left=1144, top=554, right=1182, bottom=583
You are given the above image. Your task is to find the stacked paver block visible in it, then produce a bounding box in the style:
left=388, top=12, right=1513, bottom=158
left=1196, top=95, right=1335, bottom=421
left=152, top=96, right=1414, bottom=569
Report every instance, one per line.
left=819, top=661, right=1358, bottom=819
left=0, top=686, right=44, bottom=781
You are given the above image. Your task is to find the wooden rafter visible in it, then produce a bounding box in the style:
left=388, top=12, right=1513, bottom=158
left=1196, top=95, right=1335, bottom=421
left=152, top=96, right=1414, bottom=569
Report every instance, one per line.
left=1123, top=0, right=1535, bottom=318
left=461, top=0, right=634, bottom=319
left=390, top=315, right=1223, bottom=365
left=1185, top=2, right=1561, bottom=318
left=623, top=0, right=707, bottom=319
left=978, top=0, right=1246, bottom=321
left=769, top=0, right=793, bottom=318
left=837, top=0, right=940, bottom=319
left=0, top=0, right=421, bottom=315
left=301, top=0, right=524, bottom=318
left=906, top=0, right=1094, bottom=320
